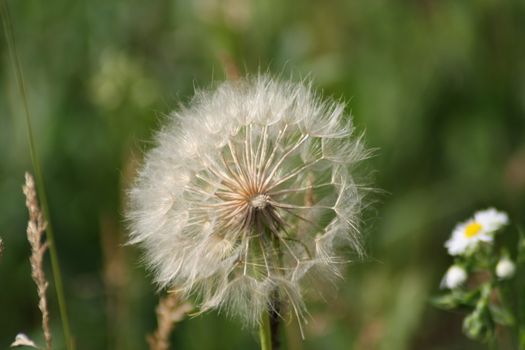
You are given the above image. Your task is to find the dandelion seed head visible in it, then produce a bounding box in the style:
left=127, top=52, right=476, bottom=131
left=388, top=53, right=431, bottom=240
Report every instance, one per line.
left=127, top=75, right=368, bottom=327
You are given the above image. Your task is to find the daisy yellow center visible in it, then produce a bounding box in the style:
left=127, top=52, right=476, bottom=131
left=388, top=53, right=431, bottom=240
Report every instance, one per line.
left=464, top=222, right=482, bottom=238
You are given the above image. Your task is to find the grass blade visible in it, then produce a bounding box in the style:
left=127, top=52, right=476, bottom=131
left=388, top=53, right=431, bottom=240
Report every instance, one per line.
left=1, top=1, right=75, bottom=349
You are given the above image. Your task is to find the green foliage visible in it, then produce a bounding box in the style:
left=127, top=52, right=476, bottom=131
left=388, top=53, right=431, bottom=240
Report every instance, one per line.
left=431, top=289, right=479, bottom=310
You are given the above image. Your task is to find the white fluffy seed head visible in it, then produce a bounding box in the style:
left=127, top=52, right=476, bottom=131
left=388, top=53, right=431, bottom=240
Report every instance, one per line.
left=127, top=75, right=368, bottom=329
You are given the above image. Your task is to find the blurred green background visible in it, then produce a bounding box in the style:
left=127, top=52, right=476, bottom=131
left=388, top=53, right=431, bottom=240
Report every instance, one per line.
left=1, top=0, right=525, bottom=349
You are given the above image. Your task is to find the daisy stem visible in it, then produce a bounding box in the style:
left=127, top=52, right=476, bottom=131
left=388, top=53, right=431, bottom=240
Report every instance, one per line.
left=1, top=2, right=74, bottom=349
left=259, top=310, right=272, bottom=350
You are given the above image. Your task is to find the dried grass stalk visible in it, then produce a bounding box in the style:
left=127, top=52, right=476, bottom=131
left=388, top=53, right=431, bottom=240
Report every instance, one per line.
left=23, top=172, right=52, bottom=350
left=147, top=292, right=192, bottom=350
left=0, top=236, right=3, bottom=258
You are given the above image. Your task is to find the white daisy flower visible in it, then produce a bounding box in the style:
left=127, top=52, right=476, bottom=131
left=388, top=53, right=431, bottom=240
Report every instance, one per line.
left=127, top=75, right=368, bottom=328
left=473, top=208, right=509, bottom=232
left=440, top=265, right=467, bottom=289
left=496, top=257, right=515, bottom=279
left=445, top=208, right=508, bottom=256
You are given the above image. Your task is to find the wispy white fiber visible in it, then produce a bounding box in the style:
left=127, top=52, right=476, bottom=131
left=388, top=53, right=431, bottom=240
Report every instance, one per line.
left=127, top=75, right=368, bottom=328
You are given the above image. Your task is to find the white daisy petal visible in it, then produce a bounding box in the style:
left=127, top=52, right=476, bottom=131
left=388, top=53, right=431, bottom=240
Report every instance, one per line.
left=474, top=208, right=509, bottom=233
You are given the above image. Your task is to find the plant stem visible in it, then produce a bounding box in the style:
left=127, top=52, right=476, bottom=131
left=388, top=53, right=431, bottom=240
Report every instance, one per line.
left=269, top=290, right=281, bottom=350
left=518, top=228, right=525, bottom=350
left=259, top=310, right=273, bottom=350
left=0, top=2, right=75, bottom=349
left=267, top=229, right=284, bottom=350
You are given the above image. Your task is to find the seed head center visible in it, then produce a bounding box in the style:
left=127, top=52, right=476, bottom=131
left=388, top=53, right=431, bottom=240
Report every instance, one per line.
left=249, top=193, right=270, bottom=209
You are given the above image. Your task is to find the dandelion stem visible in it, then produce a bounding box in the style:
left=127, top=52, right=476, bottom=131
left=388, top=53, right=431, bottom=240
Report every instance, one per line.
left=1, top=2, right=74, bottom=349
left=269, top=291, right=282, bottom=350
left=259, top=310, right=273, bottom=350
left=269, top=231, right=284, bottom=350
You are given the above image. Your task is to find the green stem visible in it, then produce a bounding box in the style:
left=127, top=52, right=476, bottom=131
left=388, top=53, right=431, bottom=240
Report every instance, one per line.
left=1, top=2, right=75, bottom=349
left=269, top=292, right=281, bottom=350
left=518, top=228, right=525, bottom=350
left=270, top=234, right=283, bottom=350
left=259, top=310, right=273, bottom=350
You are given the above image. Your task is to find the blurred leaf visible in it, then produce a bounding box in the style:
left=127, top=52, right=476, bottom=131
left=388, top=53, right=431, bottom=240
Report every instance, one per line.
left=462, top=285, right=494, bottom=342
left=431, top=290, right=479, bottom=310
left=463, top=307, right=492, bottom=342
left=489, top=304, right=514, bottom=326
left=431, top=294, right=462, bottom=310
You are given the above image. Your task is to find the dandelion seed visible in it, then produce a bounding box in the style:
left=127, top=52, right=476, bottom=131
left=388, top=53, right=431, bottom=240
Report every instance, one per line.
left=127, top=75, right=368, bottom=328
left=440, top=265, right=467, bottom=289
left=445, top=208, right=508, bottom=256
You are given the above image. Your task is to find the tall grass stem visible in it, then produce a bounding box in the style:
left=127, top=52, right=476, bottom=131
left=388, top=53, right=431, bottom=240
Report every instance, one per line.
left=1, top=1, right=75, bottom=349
